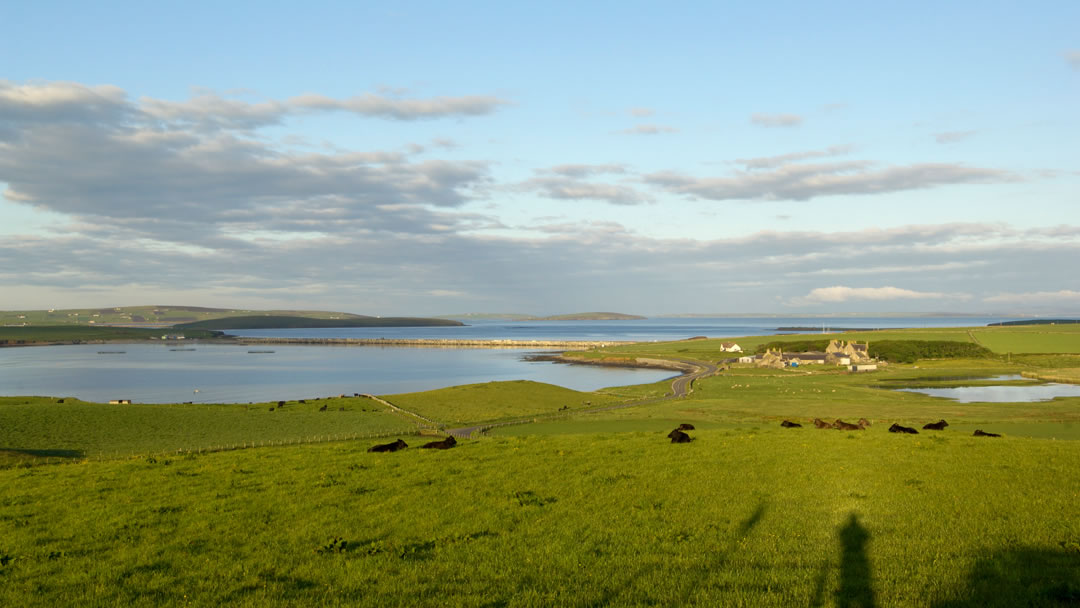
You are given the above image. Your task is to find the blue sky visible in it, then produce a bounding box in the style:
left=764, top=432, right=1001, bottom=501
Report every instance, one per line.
left=1, top=1, right=1078, bottom=315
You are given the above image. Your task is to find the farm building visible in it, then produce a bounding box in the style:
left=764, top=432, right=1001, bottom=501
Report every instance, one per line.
left=719, top=342, right=742, bottom=352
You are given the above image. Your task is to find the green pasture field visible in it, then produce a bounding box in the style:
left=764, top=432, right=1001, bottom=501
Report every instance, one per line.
left=0, top=397, right=416, bottom=466
left=382, top=380, right=624, bottom=427
left=1, top=430, right=1078, bottom=607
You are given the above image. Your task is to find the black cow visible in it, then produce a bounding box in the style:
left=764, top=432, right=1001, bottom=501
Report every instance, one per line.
left=421, top=436, right=458, bottom=450
left=368, top=439, right=408, bottom=453
left=889, top=423, right=919, bottom=434
left=780, top=420, right=802, bottom=428
left=669, top=429, right=692, bottom=443
left=923, top=420, right=949, bottom=431
left=973, top=429, right=1001, bottom=438
left=677, top=423, right=696, bottom=431
left=319, top=404, right=328, bottom=412
left=277, top=401, right=285, bottom=407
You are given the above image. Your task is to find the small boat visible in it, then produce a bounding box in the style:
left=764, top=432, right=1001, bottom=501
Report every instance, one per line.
left=247, top=350, right=276, bottom=354
left=170, top=348, right=197, bottom=351
left=97, top=351, right=126, bottom=354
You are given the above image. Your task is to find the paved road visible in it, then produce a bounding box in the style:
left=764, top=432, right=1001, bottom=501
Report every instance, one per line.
left=446, top=357, right=720, bottom=438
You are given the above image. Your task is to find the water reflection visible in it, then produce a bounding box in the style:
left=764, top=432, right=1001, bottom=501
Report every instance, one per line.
left=896, top=382, right=1080, bottom=403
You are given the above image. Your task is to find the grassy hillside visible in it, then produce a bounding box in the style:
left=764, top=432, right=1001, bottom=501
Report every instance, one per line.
left=0, top=305, right=368, bottom=327
left=174, top=315, right=463, bottom=330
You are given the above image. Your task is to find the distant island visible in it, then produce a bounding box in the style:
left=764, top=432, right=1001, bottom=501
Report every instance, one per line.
left=174, top=315, right=464, bottom=330
left=438, top=312, right=646, bottom=321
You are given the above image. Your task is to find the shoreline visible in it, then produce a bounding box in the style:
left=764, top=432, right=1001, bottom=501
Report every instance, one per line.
left=0, top=337, right=636, bottom=350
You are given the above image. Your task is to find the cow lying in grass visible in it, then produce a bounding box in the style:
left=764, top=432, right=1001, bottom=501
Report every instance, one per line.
left=973, top=429, right=1001, bottom=437
left=813, top=418, right=834, bottom=429
left=421, top=436, right=458, bottom=450
left=834, top=419, right=865, bottom=431
left=367, top=439, right=408, bottom=453
left=677, top=423, right=696, bottom=431
left=668, top=429, right=692, bottom=443
left=889, top=423, right=919, bottom=434
left=780, top=420, right=802, bottom=428
left=923, top=420, right=949, bottom=431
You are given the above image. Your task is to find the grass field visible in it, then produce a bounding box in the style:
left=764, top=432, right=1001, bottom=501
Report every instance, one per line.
left=1, top=430, right=1077, bottom=607
left=2, top=326, right=1079, bottom=605
left=0, top=325, right=221, bottom=345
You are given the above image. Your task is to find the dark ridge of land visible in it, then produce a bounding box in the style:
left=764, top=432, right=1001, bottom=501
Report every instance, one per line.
left=987, top=319, right=1080, bottom=326
left=0, top=325, right=223, bottom=346
left=537, top=312, right=646, bottom=321
left=174, top=315, right=465, bottom=330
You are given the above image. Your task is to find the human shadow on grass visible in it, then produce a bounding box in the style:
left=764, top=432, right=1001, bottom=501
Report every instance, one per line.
left=931, top=546, right=1080, bottom=607
left=836, top=513, right=876, bottom=608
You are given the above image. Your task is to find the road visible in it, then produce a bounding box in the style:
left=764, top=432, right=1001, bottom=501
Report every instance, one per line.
left=446, top=357, right=720, bottom=438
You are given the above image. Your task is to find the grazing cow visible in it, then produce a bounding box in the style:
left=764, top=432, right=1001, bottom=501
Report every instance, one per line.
left=780, top=420, right=803, bottom=428
left=319, top=404, right=328, bottom=412
left=858, top=418, right=871, bottom=428
left=299, top=399, right=306, bottom=404
left=57, top=399, right=65, bottom=403
left=889, top=423, right=919, bottom=434
left=813, top=418, right=834, bottom=429
left=277, top=401, right=285, bottom=407
left=973, top=429, right=1001, bottom=438
left=923, top=420, right=949, bottom=431
left=421, top=436, right=458, bottom=450
left=367, top=439, right=408, bottom=453
left=677, top=423, right=696, bottom=431
left=268, top=407, right=275, bottom=411
left=834, top=419, right=862, bottom=431
left=669, top=430, right=692, bottom=443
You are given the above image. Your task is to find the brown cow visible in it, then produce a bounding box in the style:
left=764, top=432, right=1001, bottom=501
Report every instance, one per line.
left=858, top=418, right=871, bottom=428
left=367, top=439, right=408, bottom=453
left=677, top=423, right=696, bottom=431
left=780, top=420, right=803, bottom=428
left=923, top=420, right=949, bottom=431
left=669, top=430, right=692, bottom=443
left=889, top=423, right=918, bottom=434
left=421, top=436, right=458, bottom=450
left=973, top=429, right=1001, bottom=438
left=813, top=418, right=834, bottom=429
left=834, top=419, right=862, bottom=431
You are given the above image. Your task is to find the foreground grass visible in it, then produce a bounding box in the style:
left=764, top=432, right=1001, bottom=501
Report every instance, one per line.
left=1, top=430, right=1077, bottom=607
left=0, top=397, right=416, bottom=464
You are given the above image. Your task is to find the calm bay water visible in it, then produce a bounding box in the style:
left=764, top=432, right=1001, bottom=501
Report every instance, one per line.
left=0, top=344, right=675, bottom=404
left=0, top=316, right=1034, bottom=404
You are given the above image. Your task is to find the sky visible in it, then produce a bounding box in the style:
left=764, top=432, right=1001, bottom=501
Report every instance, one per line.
left=1, top=0, right=1078, bottom=316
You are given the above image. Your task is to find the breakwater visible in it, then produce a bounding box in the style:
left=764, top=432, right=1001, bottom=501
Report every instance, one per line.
left=228, top=337, right=633, bottom=349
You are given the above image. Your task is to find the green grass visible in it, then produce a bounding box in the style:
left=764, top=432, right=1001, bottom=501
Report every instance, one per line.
left=0, top=305, right=367, bottom=327
left=174, top=315, right=462, bottom=330
left=381, top=380, right=623, bottom=427
left=1, top=430, right=1078, bottom=607
left=0, top=397, right=417, bottom=464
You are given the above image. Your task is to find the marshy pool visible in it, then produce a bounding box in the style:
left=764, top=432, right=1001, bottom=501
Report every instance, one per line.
left=894, top=375, right=1080, bottom=403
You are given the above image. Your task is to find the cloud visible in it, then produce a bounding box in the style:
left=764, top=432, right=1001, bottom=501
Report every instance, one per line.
left=1065, top=50, right=1080, bottom=70
left=934, top=131, right=976, bottom=144
left=516, top=176, right=650, bottom=205
left=984, top=290, right=1080, bottom=305
left=288, top=93, right=510, bottom=120
left=643, top=162, right=1017, bottom=202
left=617, top=124, right=678, bottom=135
left=736, top=145, right=853, bottom=169
left=628, top=107, right=655, bottom=117
left=750, top=113, right=803, bottom=128
left=795, top=286, right=965, bottom=304
left=541, top=164, right=627, bottom=177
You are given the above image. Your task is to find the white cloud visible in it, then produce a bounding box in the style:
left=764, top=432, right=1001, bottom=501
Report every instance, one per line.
left=628, top=107, right=655, bottom=117
left=736, top=145, right=853, bottom=169
left=617, top=124, right=678, bottom=135
left=794, top=286, right=966, bottom=304
left=934, top=131, right=976, bottom=144
left=750, top=113, right=803, bottom=128
left=644, top=162, right=1017, bottom=202
left=984, top=290, right=1080, bottom=305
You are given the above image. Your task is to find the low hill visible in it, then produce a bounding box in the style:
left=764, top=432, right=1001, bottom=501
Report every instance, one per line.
left=0, top=305, right=368, bottom=327
left=537, top=312, right=646, bottom=321
left=173, top=315, right=464, bottom=330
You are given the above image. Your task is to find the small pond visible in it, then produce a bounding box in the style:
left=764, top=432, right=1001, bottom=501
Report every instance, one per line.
left=895, top=375, right=1080, bottom=403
